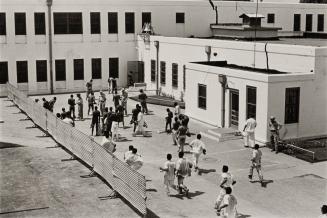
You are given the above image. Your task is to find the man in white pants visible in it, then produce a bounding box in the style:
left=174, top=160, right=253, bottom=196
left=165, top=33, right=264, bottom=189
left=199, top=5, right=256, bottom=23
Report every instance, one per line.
left=243, top=117, right=257, bottom=148
left=215, top=165, right=236, bottom=211
left=189, top=134, right=206, bottom=172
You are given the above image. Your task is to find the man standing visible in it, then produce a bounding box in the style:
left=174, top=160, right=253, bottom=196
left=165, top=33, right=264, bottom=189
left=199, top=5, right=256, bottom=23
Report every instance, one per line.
left=108, top=78, right=113, bottom=94
left=243, top=117, right=257, bottom=148
left=138, top=89, right=148, bottom=114
left=268, top=116, right=282, bottom=153
left=76, top=94, right=83, bottom=120
left=133, top=108, right=146, bottom=137
left=248, top=144, right=263, bottom=185
left=68, top=95, right=76, bottom=119
left=106, top=107, right=114, bottom=137
left=215, top=165, right=236, bottom=210
left=98, top=91, right=106, bottom=117
left=48, top=97, right=56, bottom=112
left=217, top=187, right=238, bottom=218
left=174, top=102, right=180, bottom=117
left=175, top=151, right=192, bottom=196
left=131, top=104, right=141, bottom=133
left=189, top=134, right=206, bottom=172
left=112, top=88, right=121, bottom=110
left=91, top=106, right=100, bottom=136
left=86, top=79, right=93, bottom=99
left=112, top=78, right=117, bottom=92
left=172, top=117, right=181, bottom=145
left=159, top=153, right=176, bottom=196
left=116, top=104, right=125, bottom=128
left=121, top=88, right=128, bottom=116
left=87, top=92, right=95, bottom=115
left=165, top=108, right=173, bottom=133
left=176, top=120, right=189, bottom=152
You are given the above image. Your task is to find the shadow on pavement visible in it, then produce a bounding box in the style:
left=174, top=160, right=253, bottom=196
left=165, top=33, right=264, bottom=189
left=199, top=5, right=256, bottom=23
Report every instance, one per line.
left=146, top=188, right=157, bottom=192
left=237, top=213, right=251, bottom=218
left=146, top=208, right=161, bottom=218
left=198, top=168, right=216, bottom=175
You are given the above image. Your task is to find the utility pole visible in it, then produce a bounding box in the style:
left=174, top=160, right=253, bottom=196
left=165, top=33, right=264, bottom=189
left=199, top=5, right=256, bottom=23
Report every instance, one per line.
left=47, top=0, right=54, bottom=94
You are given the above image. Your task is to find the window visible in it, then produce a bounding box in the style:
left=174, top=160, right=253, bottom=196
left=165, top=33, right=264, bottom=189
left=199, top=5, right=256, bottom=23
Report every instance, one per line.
left=151, top=60, right=156, bottom=82
left=246, top=86, right=256, bottom=119
left=16, top=61, right=28, bottom=83
left=142, top=12, right=151, bottom=27
left=198, top=84, right=206, bottom=109
left=36, top=60, right=47, bottom=82
left=92, top=58, right=101, bottom=79
left=305, top=14, right=313, bottom=31
left=183, top=65, right=186, bottom=90
left=267, top=13, right=275, bottom=24
left=317, top=14, right=324, bottom=32
left=176, top=13, right=185, bottom=24
left=172, top=63, right=178, bottom=88
left=55, top=60, right=66, bottom=81
left=74, top=59, right=84, bottom=80
left=0, top=13, right=6, bottom=35
left=109, top=58, right=119, bottom=78
left=285, top=87, right=300, bottom=124
left=90, top=12, right=100, bottom=34
left=160, top=61, right=166, bottom=85
left=54, top=13, right=83, bottom=34
left=0, top=62, right=8, bottom=84
left=15, top=13, right=26, bottom=35
left=125, top=12, right=135, bottom=33
left=34, top=13, right=46, bottom=35
left=108, top=12, right=118, bottom=34
left=293, top=14, right=301, bottom=31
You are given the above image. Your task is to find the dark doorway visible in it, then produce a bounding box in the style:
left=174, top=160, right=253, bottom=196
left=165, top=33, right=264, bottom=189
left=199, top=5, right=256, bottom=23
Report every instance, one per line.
left=127, top=61, right=144, bottom=86
left=230, top=89, right=239, bottom=128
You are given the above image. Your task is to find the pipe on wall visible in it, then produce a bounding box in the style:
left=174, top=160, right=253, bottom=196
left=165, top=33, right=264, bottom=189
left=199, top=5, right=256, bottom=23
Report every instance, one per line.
left=154, top=41, right=159, bottom=95
left=47, top=0, right=54, bottom=94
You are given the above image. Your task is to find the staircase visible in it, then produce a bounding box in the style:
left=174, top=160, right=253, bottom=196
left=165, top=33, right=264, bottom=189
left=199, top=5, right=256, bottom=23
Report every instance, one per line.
left=200, top=128, right=243, bottom=142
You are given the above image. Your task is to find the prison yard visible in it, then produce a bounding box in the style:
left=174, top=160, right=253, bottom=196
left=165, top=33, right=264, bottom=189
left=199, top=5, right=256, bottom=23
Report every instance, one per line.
left=1, top=88, right=326, bottom=218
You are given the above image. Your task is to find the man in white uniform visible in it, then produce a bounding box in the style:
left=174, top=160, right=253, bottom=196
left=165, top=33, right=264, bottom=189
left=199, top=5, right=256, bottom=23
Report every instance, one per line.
left=189, top=134, right=206, bottom=172
left=248, top=144, right=263, bottom=185
left=215, top=165, right=236, bottom=210
left=217, top=187, right=238, bottom=218
left=243, top=117, right=257, bottom=148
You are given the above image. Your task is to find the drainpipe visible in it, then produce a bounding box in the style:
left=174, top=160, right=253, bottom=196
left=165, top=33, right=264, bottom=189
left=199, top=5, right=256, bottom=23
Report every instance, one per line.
left=154, top=41, right=159, bottom=95
left=47, top=0, right=54, bottom=94
left=219, top=74, right=227, bottom=128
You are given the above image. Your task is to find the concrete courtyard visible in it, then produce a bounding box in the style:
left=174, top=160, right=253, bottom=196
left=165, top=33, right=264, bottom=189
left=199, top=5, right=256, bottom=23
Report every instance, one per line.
left=0, top=91, right=326, bottom=218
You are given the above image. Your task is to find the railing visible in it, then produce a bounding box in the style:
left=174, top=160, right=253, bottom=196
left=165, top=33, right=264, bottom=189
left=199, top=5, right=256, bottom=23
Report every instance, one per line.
left=6, top=83, right=147, bottom=217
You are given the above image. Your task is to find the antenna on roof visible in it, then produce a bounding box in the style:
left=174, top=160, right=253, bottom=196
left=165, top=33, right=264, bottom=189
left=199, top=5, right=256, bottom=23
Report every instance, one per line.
left=209, top=0, right=218, bottom=25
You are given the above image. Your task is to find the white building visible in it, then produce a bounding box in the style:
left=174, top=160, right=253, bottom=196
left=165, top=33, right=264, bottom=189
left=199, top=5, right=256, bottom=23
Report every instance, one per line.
left=0, top=0, right=326, bottom=96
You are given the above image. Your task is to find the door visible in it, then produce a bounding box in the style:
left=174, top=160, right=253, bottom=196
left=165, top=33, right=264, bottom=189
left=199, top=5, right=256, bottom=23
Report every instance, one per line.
left=230, top=89, right=239, bottom=128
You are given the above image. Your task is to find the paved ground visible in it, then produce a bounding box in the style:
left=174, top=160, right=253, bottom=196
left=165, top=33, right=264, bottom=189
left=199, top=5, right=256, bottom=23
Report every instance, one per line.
left=1, top=91, right=327, bottom=218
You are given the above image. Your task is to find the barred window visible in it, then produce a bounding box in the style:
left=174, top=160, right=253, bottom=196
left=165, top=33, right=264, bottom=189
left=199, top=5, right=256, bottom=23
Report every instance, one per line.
left=74, top=59, right=84, bottom=80
left=176, top=13, right=185, bottom=24
left=15, top=13, right=26, bottom=35
left=198, top=84, right=206, bottom=109
left=246, top=86, right=256, bottom=119
left=160, top=61, right=166, bottom=85
left=90, top=12, right=101, bottom=34
left=54, top=13, right=83, bottom=34
left=267, top=13, right=275, bottom=24
left=305, top=14, right=312, bottom=31
left=293, top=14, right=301, bottom=31
left=151, top=60, right=156, bottom=82
left=285, top=87, right=300, bottom=124
left=108, top=12, right=118, bottom=34
left=109, top=57, right=119, bottom=78
left=125, top=12, right=135, bottom=33
left=92, top=58, right=102, bottom=79
left=36, top=60, right=47, bottom=82
left=172, top=63, right=178, bottom=88
left=317, top=14, right=324, bottom=32
left=34, top=13, right=46, bottom=35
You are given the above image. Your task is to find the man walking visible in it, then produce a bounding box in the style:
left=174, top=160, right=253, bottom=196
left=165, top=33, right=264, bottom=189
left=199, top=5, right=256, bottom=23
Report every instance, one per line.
left=76, top=94, right=83, bottom=120
left=68, top=95, right=76, bottom=119
left=175, top=151, right=192, bottom=196
left=138, top=89, right=148, bottom=114
left=176, top=120, right=189, bottom=152
left=91, top=106, right=100, bottom=136
left=131, top=104, right=141, bottom=133
left=165, top=108, right=173, bottom=133
left=248, top=144, right=263, bottom=185
left=174, top=102, right=180, bottom=117
left=215, top=165, right=236, bottom=210
left=86, top=79, right=93, bottom=99
left=98, top=91, right=106, bottom=117
left=172, top=117, right=181, bottom=145
left=121, top=88, right=128, bottom=116
left=243, top=117, right=257, bottom=148
left=87, top=92, right=95, bottom=115
left=160, top=153, right=176, bottom=196
left=112, top=88, right=121, bottom=110
left=217, top=187, right=238, bottom=218
left=189, top=134, right=206, bottom=172
left=268, top=116, right=282, bottom=153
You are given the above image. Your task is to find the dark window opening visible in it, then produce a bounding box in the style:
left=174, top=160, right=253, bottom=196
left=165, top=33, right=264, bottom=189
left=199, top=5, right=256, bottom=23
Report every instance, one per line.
left=55, top=59, right=66, bottom=81
left=246, top=86, right=256, bottom=119
left=160, top=61, right=166, bottom=85
left=176, top=13, right=185, bottom=24
left=142, top=12, right=151, bottom=27
left=16, top=61, right=28, bottom=83
left=183, top=65, right=186, bottom=90
left=90, top=12, right=101, bottom=34
left=54, top=13, right=83, bottom=34
left=267, top=13, right=275, bottom=24
left=74, top=59, right=84, bottom=80
left=305, top=14, right=313, bottom=31
left=0, top=62, right=8, bottom=84
left=34, top=13, right=46, bottom=35
left=0, top=13, right=6, bottom=35
left=15, top=13, right=26, bottom=35
left=172, top=63, right=178, bottom=88
left=317, top=14, right=324, bottom=32
left=108, top=12, right=118, bottom=34
left=151, top=60, right=156, bottom=82
left=198, top=84, right=206, bottom=109
left=125, top=12, right=135, bottom=33
left=36, top=60, right=47, bottom=82
left=92, top=58, right=102, bottom=79
left=293, top=14, right=301, bottom=31
left=109, top=57, right=119, bottom=78
left=285, top=87, right=300, bottom=124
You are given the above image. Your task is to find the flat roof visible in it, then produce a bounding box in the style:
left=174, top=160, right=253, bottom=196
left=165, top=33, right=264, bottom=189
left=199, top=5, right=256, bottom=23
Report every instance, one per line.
left=262, top=37, right=327, bottom=47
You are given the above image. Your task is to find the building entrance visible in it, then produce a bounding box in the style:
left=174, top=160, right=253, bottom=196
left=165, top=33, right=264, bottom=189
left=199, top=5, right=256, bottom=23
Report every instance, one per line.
left=230, top=89, right=239, bottom=128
